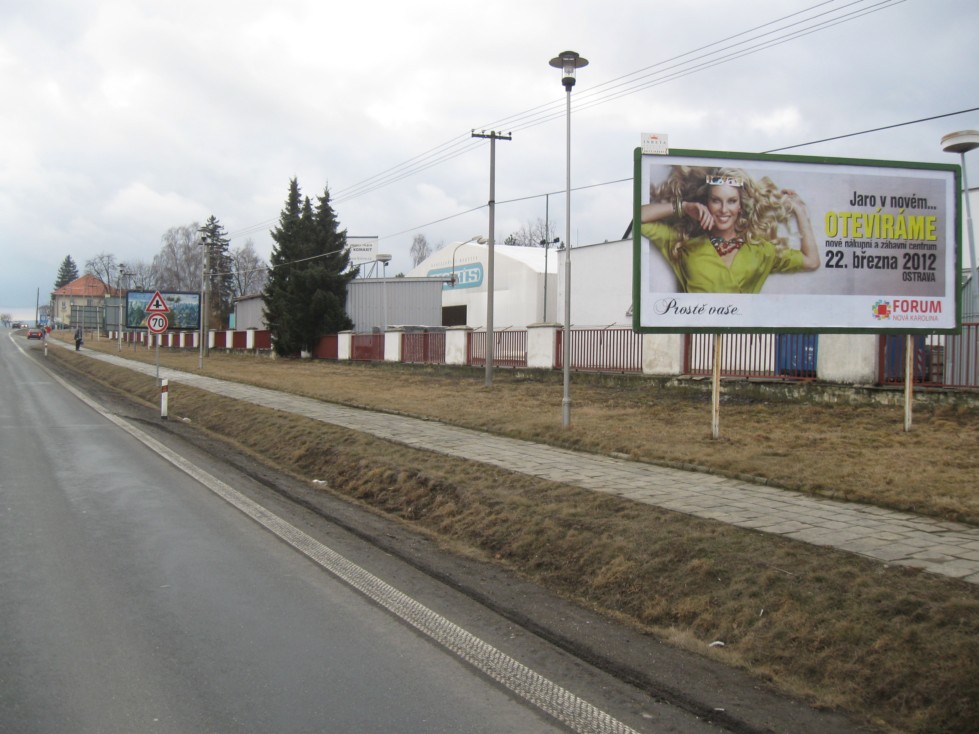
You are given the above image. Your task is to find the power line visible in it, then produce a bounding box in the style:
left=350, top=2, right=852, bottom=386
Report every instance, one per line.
left=329, top=0, right=902, bottom=204
left=380, top=105, right=979, bottom=240
left=763, top=106, right=979, bottom=152
left=504, top=0, right=908, bottom=135
left=229, top=0, right=917, bottom=243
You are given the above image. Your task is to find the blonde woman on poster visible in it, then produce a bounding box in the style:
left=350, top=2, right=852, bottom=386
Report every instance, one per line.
left=640, top=166, right=820, bottom=293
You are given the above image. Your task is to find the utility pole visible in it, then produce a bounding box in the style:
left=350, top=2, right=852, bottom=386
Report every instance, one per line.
left=199, top=230, right=208, bottom=369
left=471, top=129, right=512, bottom=386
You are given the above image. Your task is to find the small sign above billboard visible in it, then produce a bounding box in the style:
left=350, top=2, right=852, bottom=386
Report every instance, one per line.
left=640, top=133, right=669, bottom=155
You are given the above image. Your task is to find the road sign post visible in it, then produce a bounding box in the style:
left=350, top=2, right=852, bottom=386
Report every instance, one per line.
left=147, top=310, right=169, bottom=379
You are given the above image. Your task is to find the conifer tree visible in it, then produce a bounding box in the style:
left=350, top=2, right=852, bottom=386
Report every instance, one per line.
left=264, top=179, right=353, bottom=356
left=55, top=255, right=79, bottom=289
left=199, top=215, right=233, bottom=328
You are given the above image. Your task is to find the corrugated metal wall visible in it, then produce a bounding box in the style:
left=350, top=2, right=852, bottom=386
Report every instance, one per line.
left=346, top=278, right=444, bottom=332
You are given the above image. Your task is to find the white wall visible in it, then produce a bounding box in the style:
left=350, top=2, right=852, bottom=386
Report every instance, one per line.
left=555, top=239, right=633, bottom=327
left=817, top=334, right=879, bottom=384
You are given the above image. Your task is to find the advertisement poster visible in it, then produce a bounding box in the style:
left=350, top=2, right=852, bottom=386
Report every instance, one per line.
left=126, top=291, right=201, bottom=330
left=347, top=236, right=379, bottom=269
left=633, top=149, right=961, bottom=333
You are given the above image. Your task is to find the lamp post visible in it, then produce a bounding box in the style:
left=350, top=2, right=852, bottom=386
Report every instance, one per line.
left=117, top=264, right=125, bottom=351
left=450, top=235, right=487, bottom=287
left=376, top=253, right=392, bottom=331
left=942, top=130, right=979, bottom=312
left=199, top=232, right=208, bottom=369
left=119, top=267, right=133, bottom=351
left=550, top=50, right=587, bottom=428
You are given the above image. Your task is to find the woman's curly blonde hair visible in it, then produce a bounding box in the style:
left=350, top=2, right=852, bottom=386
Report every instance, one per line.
left=652, top=166, right=795, bottom=261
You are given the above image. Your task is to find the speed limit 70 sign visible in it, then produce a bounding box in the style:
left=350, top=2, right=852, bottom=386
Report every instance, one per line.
left=147, top=313, right=169, bottom=334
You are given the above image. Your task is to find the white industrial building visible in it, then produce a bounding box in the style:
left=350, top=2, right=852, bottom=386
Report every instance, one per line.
left=408, top=238, right=642, bottom=330
left=409, top=241, right=559, bottom=329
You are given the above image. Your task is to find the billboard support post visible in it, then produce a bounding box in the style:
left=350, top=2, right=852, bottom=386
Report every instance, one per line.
left=711, top=333, right=721, bottom=440
left=904, top=334, right=914, bottom=432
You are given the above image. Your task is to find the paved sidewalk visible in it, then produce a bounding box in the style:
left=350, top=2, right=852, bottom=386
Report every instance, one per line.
left=74, top=347, right=979, bottom=585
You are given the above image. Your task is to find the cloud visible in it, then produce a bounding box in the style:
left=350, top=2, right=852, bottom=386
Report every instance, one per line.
left=2, top=0, right=978, bottom=308
left=747, top=107, right=803, bottom=137
left=102, top=182, right=207, bottom=231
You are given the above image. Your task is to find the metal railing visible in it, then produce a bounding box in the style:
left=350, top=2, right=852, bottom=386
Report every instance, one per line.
left=879, top=324, right=979, bottom=388
left=685, top=333, right=818, bottom=380
left=313, top=333, right=338, bottom=360
left=402, top=331, right=446, bottom=365
left=351, top=333, right=384, bottom=362
left=555, top=327, right=644, bottom=372
left=468, top=330, right=528, bottom=368
left=104, top=323, right=979, bottom=389
left=944, top=323, right=979, bottom=388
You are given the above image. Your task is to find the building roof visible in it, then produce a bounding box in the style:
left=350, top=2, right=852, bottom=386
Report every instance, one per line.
left=52, top=274, right=120, bottom=298
left=408, top=241, right=554, bottom=277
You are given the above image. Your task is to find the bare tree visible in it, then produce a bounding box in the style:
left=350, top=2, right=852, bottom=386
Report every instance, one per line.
left=84, top=252, right=118, bottom=287
left=504, top=217, right=559, bottom=247
left=410, top=233, right=431, bottom=266
left=151, top=223, right=202, bottom=291
left=229, top=239, right=268, bottom=298
left=120, top=260, right=154, bottom=291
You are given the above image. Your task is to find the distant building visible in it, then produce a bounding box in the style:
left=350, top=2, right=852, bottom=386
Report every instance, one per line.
left=346, top=277, right=445, bottom=332
left=408, top=241, right=558, bottom=328
left=233, top=293, right=266, bottom=331
left=51, top=274, right=121, bottom=329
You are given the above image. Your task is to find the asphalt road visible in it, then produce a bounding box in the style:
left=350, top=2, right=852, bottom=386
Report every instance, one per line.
left=1, top=330, right=730, bottom=733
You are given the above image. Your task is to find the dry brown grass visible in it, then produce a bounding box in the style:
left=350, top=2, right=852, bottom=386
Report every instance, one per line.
left=39, top=337, right=979, bottom=733
left=65, top=335, right=979, bottom=524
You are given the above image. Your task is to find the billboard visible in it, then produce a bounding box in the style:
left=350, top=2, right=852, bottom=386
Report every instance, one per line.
left=633, top=148, right=961, bottom=333
left=126, top=291, right=201, bottom=330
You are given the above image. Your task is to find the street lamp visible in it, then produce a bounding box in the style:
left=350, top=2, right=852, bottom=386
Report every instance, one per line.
left=119, top=266, right=134, bottom=351
left=942, top=129, right=979, bottom=312
left=549, top=50, right=587, bottom=428
left=450, top=235, right=487, bottom=286
left=199, top=233, right=208, bottom=369
left=376, top=253, right=392, bottom=331
left=117, top=264, right=125, bottom=351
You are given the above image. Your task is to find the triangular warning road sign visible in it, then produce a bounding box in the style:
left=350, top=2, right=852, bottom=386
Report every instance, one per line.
left=146, top=291, right=170, bottom=313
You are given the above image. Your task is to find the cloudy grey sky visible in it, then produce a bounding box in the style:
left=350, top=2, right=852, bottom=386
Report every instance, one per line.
left=2, top=0, right=977, bottom=318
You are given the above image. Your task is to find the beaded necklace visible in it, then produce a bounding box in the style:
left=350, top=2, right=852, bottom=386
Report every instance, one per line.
left=710, top=236, right=744, bottom=256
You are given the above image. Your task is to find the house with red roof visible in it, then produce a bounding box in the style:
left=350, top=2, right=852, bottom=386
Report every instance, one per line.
left=51, top=274, right=122, bottom=329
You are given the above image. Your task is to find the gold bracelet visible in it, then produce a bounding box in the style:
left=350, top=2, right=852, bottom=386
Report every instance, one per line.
left=673, top=195, right=683, bottom=219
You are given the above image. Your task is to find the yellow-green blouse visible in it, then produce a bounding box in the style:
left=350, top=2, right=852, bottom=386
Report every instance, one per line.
left=642, top=222, right=806, bottom=294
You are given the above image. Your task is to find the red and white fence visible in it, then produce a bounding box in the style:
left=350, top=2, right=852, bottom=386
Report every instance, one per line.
left=109, top=324, right=979, bottom=389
